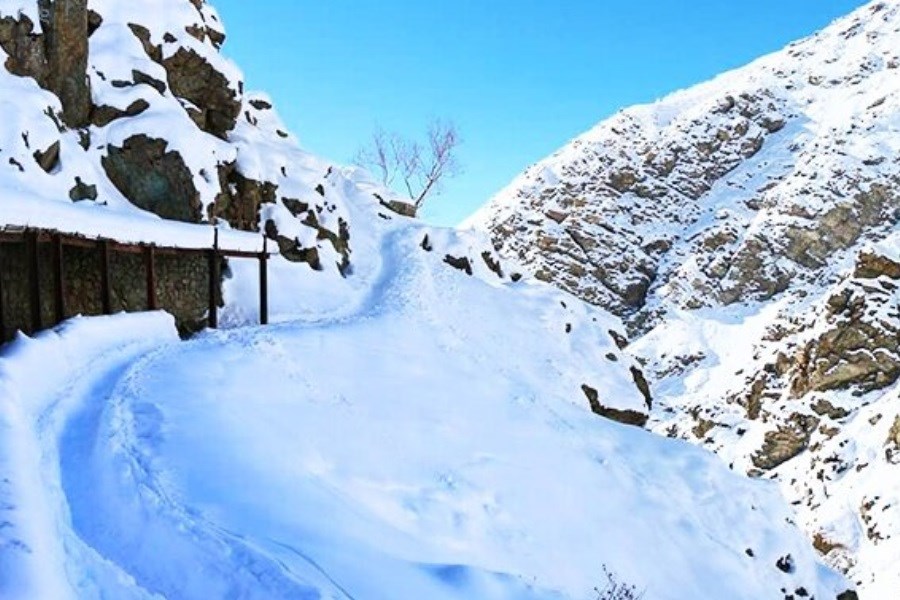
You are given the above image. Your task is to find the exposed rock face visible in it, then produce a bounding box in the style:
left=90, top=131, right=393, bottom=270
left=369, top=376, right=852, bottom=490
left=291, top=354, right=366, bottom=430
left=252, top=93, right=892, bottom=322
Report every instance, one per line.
left=40, top=0, right=91, bottom=127
left=0, top=14, right=46, bottom=81
left=213, top=162, right=277, bottom=230
left=0, top=1, right=354, bottom=277
left=790, top=271, right=899, bottom=396
left=162, top=47, right=240, bottom=138
left=126, top=24, right=240, bottom=138
left=470, top=14, right=899, bottom=336
left=0, top=1, right=91, bottom=127
left=471, top=1, right=900, bottom=594
left=102, top=135, right=202, bottom=222
left=752, top=413, right=820, bottom=471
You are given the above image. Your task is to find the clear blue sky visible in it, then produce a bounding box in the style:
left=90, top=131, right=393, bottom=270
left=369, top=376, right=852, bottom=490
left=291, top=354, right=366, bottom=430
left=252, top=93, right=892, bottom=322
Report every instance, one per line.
left=212, top=0, right=867, bottom=226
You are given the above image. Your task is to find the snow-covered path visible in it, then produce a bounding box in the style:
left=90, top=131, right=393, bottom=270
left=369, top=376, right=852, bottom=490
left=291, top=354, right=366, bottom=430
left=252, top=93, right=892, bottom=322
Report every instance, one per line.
left=2, top=229, right=849, bottom=600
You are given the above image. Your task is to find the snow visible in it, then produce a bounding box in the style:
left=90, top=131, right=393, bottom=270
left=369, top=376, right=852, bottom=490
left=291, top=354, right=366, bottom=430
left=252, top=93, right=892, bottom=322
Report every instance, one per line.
left=0, top=233, right=848, bottom=600
left=0, top=196, right=267, bottom=251
left=0, top=0, right=859, bottom=597
left=0, top=313, right=179, bottom=600
left=467, top=0, right=899, bottom=594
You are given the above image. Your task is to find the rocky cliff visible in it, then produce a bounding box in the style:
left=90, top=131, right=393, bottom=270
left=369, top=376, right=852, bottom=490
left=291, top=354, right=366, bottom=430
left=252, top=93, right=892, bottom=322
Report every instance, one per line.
left=469, top=1, right=899, bottom=595
left=0, top=0, right=350, bottom=272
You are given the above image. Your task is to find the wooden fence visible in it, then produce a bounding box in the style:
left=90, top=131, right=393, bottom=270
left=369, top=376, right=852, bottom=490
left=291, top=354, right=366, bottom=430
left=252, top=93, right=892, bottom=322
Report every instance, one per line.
left=0, top=226, right=271, bottom=342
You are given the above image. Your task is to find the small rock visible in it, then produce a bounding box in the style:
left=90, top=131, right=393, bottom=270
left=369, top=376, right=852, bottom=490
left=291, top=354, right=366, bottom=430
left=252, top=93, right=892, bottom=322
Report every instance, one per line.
left=33, top=140, right=60, bottom=173
left=775, top=554, right=795, bottom=574
left=68, top=176, right=97, bottom=201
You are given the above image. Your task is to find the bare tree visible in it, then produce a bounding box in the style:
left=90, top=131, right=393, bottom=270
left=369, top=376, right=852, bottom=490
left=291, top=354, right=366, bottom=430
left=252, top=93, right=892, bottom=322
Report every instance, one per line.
left=354, top=120, right=461, bottom=216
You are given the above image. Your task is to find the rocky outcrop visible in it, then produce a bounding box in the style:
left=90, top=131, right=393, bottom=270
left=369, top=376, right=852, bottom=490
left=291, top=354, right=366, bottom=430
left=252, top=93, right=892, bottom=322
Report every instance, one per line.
left=40, top=0, right=91, bottom=127
left=102, top=135, right=202, bottom=222
left=126, top=20, right=240, bottom=138
left=0, top=1, right=92, bottom=127
left=161, top=47, right=240, bottom=138
left=790, top=252, right=900, bottom=396
left=0, top=14, right=46, bottom=82
left=752, top=413, right=819, bottom=471
left=213, top=163, right=277, bottom=230
left=471, top=1, right=900, bottom=593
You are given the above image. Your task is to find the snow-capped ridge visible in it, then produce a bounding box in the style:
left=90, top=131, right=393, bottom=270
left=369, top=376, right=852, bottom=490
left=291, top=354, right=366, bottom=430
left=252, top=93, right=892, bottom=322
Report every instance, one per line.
left=472, top=0, right=899, bottom=594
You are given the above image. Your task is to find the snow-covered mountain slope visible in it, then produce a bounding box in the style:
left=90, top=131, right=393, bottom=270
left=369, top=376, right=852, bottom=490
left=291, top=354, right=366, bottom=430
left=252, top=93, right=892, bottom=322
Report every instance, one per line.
left=0, top=0, right=349, bottom=270
left=0, top=0, right=858, bottom=598
left=468, top=0, right=898, bottom=327
left=0, top=237, right=849, bottom=600
left=468, top=0, right=898, bottom=595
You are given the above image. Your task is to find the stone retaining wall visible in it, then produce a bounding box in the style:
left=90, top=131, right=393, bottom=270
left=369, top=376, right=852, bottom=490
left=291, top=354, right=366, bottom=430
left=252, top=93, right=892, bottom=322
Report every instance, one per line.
left=0, top=239, right=218, bottom=342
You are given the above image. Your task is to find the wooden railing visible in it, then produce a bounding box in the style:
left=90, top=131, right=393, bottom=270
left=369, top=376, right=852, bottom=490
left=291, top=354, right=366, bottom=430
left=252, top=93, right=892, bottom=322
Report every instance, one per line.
left=0, top=226, right=271, bottom=341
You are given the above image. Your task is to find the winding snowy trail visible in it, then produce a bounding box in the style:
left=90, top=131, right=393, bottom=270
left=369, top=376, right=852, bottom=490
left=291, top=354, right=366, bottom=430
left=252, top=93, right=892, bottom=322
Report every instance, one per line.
left=2, top=229, right=848, bottom=599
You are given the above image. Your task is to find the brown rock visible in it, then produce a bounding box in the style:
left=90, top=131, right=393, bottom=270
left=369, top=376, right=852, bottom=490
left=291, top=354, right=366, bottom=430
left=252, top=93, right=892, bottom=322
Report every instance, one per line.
left=444, top=254, right=473, bottom=276
left=212, top=162, right=276, bottom=231
left=132, top=69, right=167, bottom=94
left=855, top=252, right=900, bottom=280
left=791, top=281, right=899, bottom=395
left=380, top=199, right=417, bottom=217
left=581, top=384, right=648, bottom=427
left=162, top=47, right=241, bottom=138
left=481, top=251, right=503, bottom=278
left=102, top=135, right=201, bottom=222
left=0, top=14, right=47, bottom=83
left=281, top=197, right=309, bottom=217
left=128, top=23, right=161, bottom=62
left=264, top=219, right=322, bottom=270
left=887, top=416, right=900, bottom=449
left=545, top=209, right=567, bottom=224
left=68, top=176, right=97, bottom=201
left=91, top=98, right=150, bottom=127
left=752, top=413, right=819, bottom=470
left=630, top=366, right=653, bottom=409
left=40, top=0, right=91, bottom=127
left=810, top=398, right=849, bottom=420
left=33, top=140, right=60, bottom=173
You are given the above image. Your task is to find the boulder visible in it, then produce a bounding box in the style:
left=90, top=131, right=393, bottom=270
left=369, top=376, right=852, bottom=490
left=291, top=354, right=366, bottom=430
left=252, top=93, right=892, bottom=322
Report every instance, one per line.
left=33, top=140, right=60, bottom=173
left=0, top=14, right=47, bottom=83
left=102, top=135, right=201, bottom=222
left=161, top=47, right=240, bottom=138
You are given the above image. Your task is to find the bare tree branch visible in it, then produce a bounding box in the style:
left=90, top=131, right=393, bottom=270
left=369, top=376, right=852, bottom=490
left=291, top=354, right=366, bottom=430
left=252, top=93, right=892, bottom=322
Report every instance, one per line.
left=353, top=119, right=461, bottom=216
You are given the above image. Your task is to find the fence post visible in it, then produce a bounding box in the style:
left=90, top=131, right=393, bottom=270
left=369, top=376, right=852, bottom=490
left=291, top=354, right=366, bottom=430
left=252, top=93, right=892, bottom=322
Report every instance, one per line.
left=52, top=234, right=66, bottom=324
left=208, top=229, right=219, bottom=329
left=99, top=239, right=111, bottom=315
left=26, top=229, right=42, bottom=333
left=259, top=236, right=268, bottom=325
left=145, top=245, right=157, bottom=310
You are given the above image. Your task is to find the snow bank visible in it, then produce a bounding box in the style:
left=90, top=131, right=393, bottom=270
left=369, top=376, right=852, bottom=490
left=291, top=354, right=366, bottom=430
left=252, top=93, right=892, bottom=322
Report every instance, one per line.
left=0, top=313, right=178, bottom=600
